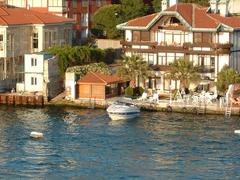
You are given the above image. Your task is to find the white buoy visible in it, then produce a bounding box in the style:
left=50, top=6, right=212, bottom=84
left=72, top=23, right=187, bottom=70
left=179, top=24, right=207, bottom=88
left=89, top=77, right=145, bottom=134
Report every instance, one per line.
left=234, top=130, right=240, bottom=134
left=30, top=131, right=44, bottom=138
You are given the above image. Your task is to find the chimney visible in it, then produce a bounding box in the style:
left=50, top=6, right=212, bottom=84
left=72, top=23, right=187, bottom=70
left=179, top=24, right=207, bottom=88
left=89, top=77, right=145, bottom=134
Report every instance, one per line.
left=169, top=0, right=178, bottom=7
left=0, top=0, right=6, bottom=7
left=219, top=0, right=229, bottom=17
left=161, top=0, right=169, bottom=11
left=210, top=0, right=218, bottom=13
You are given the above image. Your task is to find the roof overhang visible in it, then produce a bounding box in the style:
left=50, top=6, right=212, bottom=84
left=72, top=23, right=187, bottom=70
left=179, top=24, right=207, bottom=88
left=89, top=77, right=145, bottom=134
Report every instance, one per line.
left=116, top=11, right=192, bottom=31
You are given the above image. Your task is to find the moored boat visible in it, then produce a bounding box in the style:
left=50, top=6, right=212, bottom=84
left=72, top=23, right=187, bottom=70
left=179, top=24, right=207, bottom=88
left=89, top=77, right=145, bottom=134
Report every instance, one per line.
left=107, top=101, right=140, bottom=120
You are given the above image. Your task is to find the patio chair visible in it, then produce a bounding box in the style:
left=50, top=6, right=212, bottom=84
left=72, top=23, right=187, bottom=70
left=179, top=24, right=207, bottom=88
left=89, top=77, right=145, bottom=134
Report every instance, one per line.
left=149, top=93, right=159, bottom=103
left=191, top=95, right=199, bottom=105
left=137, top=92, right=148, bottom=101
left=230, top=97, right=240, bottom=105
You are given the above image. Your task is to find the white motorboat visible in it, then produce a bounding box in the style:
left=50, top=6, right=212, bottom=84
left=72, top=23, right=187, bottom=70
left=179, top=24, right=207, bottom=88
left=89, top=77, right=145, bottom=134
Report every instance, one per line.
left=107, top=101, right=140, bottom=120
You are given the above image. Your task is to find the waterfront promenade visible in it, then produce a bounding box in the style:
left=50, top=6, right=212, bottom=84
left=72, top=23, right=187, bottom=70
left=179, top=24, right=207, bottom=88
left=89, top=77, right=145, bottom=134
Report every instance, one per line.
left=47, top=94, right=240, bottom=116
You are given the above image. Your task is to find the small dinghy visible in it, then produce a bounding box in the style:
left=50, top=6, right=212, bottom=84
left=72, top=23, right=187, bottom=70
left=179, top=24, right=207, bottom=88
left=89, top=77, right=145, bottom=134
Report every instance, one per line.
left=234, top=130, right=240, bottom=134
left=107, top=101, right=140, bottom=120
left=30, top=131, right=44, bottom=138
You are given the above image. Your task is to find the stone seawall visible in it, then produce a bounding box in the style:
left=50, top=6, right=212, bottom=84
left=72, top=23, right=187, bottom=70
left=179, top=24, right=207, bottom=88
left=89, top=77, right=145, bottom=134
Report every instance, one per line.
left=47, top=97, right=240, bottom=116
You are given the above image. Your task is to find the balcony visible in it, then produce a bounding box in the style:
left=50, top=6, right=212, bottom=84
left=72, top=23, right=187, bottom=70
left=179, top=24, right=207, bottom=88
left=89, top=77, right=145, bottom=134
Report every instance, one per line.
left=120, top=40, right=158, bottom=46
left=183, top=42, right=232, bottom=49
left=121, top=41, right=232, bottom=54
left=198, top=66, right=215, bottom=73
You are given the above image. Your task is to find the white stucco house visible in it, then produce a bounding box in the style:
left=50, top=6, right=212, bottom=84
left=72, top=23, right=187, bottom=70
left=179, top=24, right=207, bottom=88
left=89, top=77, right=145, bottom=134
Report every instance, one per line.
left=0, top=6, right=74, bottom=90
left=17, top=52, right=62, bottom=100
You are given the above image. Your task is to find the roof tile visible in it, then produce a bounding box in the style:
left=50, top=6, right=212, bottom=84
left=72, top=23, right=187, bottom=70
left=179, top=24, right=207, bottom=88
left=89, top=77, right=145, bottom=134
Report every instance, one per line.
left=77, top=72, right=122, bottom=85
left=123, top=3, right=240, bottom=29
left=0, top=7, right=74, bottom=26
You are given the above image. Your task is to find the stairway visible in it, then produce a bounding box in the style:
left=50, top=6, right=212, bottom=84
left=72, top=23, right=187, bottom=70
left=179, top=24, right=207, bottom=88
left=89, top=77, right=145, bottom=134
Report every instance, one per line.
left=225, top=105, right=232, bottom=117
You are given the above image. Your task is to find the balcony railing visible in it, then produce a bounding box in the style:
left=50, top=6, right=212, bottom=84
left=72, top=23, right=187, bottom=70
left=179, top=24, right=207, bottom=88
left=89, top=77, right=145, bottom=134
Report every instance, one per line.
left=183, top=42, right=233, bottom=49
left=198, top=66, right=215, bottom=73
left=120, top=40, right=157, bottom=46
left=121, top=40, right=232, bottom=54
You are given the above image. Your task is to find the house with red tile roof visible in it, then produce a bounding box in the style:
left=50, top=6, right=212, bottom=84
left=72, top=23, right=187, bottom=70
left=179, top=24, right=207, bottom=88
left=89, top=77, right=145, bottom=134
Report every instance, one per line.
left=117, top=0, right=240, bottom=93
left=77, top=72, right=123, bottom=100
left=2, top=0, right=115, bottom=42
left=0, top=6, right=74, bottom=90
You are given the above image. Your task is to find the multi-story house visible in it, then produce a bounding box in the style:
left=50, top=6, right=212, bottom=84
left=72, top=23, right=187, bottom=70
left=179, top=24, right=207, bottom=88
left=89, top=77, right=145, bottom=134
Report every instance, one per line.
left=117, top=0, right=240, bottom=92
left=3, top=0, right=114, bottom=42
left=17, top=52, right=61, bottom=99
left=0, top=6, right=74, bottom=89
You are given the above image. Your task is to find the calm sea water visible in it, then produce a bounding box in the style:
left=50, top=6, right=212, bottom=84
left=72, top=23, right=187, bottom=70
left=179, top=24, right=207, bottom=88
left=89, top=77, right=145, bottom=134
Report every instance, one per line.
left=0, top=106, right=240, bottom=179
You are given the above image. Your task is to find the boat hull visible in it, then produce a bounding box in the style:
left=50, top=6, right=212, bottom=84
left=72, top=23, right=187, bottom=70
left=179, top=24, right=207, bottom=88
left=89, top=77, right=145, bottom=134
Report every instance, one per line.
left=108, top=112, right=139, bottom=120
left=107, top=102, right=140, bottom=120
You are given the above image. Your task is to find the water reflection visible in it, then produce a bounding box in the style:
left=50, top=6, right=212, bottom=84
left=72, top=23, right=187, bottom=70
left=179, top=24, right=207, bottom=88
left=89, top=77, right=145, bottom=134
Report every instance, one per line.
left=0, top=106, right=240, bottom=179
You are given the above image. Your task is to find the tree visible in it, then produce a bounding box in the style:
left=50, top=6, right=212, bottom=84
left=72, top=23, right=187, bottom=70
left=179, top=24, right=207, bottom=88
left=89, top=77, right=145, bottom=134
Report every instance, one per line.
left=92, top=4, right=122, bottom=39
left=179, top=0, right=209, bottom=6
left=217, top=65, right=240, bottom=93
left=48, top=46, right=111, bottom=76
left=48, top=45, right=73, bottom=75
left=117, top=55, right=152, bottom=87
left=120, top=0, right=149, bottom=22
left=152, top=0, right=209, bottom=13
left=167, top=58, right=200, bottom=89
left=152, top=0, right=162, bottom=12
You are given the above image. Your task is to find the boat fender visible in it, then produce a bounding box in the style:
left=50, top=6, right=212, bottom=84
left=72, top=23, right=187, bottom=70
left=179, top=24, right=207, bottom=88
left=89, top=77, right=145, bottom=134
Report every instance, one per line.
left=30, top=131, right=44, bottom=138
left=234, top=130, right=240, bottom=134
left=166, top=105, right=172, bottom=113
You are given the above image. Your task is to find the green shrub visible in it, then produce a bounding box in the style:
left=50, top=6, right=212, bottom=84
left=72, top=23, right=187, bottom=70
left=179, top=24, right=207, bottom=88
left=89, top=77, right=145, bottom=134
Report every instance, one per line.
left=125, top=86, right=134, bottom=96
left=104, top=48, right=116, bottom=64
left=134, top=87, right=144, bottom=96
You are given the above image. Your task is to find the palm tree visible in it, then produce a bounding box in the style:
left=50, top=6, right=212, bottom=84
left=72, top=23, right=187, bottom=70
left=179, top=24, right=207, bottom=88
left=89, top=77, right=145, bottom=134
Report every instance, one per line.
left=167, top=58, right=200, bottom=89
left=117, top=55, right=152, bottom=87
left=217, top=65, right=240, bottom=94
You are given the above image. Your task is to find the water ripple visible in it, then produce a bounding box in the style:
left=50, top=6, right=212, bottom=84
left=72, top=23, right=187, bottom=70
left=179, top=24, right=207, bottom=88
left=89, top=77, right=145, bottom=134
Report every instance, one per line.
left=0, top=106, right=240, bottom=179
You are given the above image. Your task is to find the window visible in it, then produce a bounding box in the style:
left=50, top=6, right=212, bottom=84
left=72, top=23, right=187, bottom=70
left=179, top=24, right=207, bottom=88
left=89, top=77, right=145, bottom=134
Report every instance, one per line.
left=194, top=33, right=202, bottom=43
left=72, top=0, right=77, bottom=8
left=141, top=31, right=150, bottom=41
left=90, top=13, right=93, bottom=22
left=97, top=0, right=101, bottom=7
left=82, top=0, right=87, bottom=7
left=32, top=33, right=38, bottom=49
left=48, top=0, right=63, bottom=6
left=132, top=31, right=140, bottom=42
left=210, top=57, right=215, bottom=67
left=198, top=56, right=205, bottom=66
left=0, top=34, right=3, bottom=51
left=7, top=34, right=13, bottom=52
left=81, top=28, right=87, bottom=38
left=170, top=17, right=180, bottom=24
left=158, top=53, right=166, bottom=65
left=148, top=54, right=154, bottom=65
left=202, top=33, right=212, bottom=43
left=31, top=77, right=37, bottom=85
left=73, top=13, right=77, bottom=20
left=81, top=13, right=87, bottom=26
left=52, top=32, right=57, bottom=46
left=194, top=33, right=213, bottom=43
left=31, top=58, right=37, bottom=66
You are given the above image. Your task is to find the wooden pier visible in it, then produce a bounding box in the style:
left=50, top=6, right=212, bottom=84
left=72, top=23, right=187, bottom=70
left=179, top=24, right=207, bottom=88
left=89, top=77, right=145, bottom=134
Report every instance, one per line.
left=0, top=93, right=44, bottom=106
